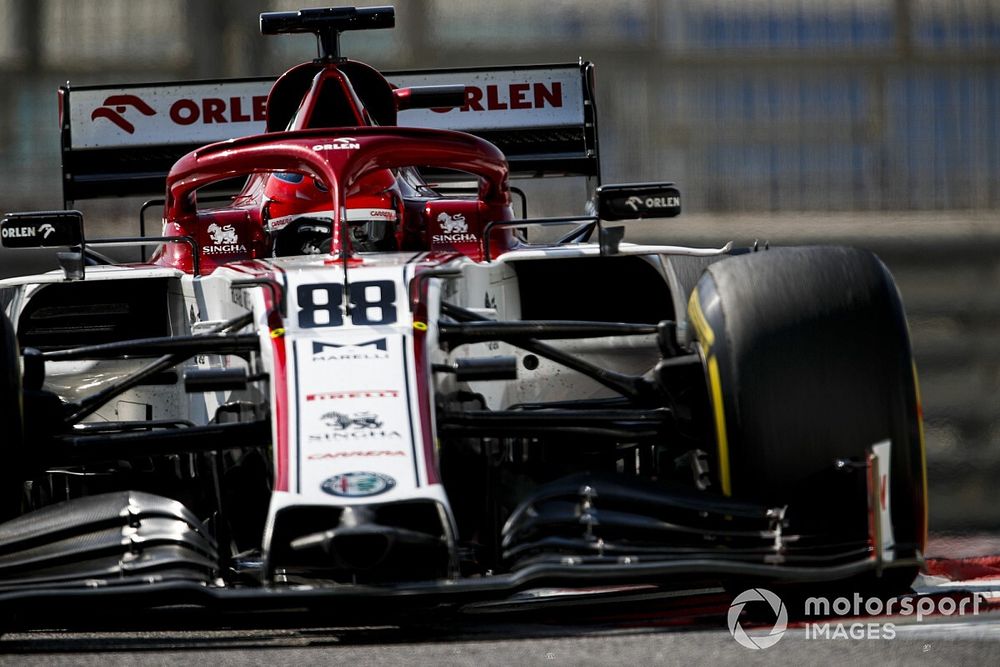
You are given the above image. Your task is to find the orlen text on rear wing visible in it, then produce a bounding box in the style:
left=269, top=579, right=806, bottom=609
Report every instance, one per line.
left=384, top=63, right=598, bottom=183
left=60, top=62, right=598, bottom=205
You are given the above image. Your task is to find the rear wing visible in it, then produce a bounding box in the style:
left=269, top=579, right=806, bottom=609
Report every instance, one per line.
left=60, top=62, right=598, bottom=204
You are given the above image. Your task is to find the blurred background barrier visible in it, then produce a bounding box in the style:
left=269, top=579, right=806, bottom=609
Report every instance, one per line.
left=0, top=0, right=997, bottom=534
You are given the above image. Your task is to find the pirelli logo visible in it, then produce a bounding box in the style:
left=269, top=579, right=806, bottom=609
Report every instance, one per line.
left=306, top=390, right=399, bottom=402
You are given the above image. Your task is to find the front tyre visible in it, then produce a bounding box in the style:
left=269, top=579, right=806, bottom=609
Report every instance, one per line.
left=688, top=246, right=927, bottom=574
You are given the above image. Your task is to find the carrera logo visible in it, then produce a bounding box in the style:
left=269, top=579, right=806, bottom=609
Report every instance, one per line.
left=308, top=450, right=406, bottom=460
left=432, top=82, right=563, bottom=114
left=313, top=137, right=361, bottom=151
left=91, top=94, right=156, bottom=134
left=321, top=471, right=396, bottom=498
left=344, top=208, right=398, bottom=223
left=311, top=338, right=389, bottom=361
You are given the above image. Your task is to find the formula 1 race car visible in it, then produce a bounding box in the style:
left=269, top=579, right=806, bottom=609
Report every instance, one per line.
left=0, top=6, right=926, bottom=621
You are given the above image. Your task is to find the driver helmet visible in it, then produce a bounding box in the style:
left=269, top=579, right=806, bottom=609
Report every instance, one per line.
left=264, top=169, right=400, bottom=256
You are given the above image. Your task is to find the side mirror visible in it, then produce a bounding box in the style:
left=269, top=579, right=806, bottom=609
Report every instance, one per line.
left=596, top=183, right=681, bottom=221
left=394, top=85, right=467, bottom=111
left=0, top=210, right=84, bottom=248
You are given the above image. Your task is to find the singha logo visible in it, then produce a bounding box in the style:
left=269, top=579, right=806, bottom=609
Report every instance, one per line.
left=321, top=411, right=383, bottom=431
left=202, top=222, right=247, bottom=255
left=432, top=212, right=477, bottom=245
left=322, top=411, right=353, bottom=431
left=437, top=212, right=468, bottom=234
left=90, top=95, right=156, bottom=134
left=311, top=411, right=399, bottom=442
left=207, top=223, right=238, bottom=244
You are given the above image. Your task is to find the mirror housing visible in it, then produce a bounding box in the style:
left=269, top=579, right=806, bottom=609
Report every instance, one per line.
left=0, top=210, right=84, bottom=248
left=596, top=183, right=681, bottom=221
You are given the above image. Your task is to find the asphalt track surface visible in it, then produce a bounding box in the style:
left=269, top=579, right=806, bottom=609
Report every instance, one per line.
left=2, top=605, right=999, bottom=665
left=2, top=556, right=1000, bottom=666
left=3, top=623, right=1000, bottom=666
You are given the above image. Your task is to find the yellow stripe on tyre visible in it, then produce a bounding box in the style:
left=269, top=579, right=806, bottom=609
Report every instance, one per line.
left=688, top=287, right=732, bottom=497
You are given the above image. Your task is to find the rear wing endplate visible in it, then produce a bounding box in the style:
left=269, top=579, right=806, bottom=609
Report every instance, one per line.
left=60, top=62, right=598, bottom=204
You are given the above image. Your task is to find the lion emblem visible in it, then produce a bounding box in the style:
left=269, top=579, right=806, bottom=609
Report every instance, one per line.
left=207, top=222, right=238, bottom=244
left=437, top=212, right=467, bottom=234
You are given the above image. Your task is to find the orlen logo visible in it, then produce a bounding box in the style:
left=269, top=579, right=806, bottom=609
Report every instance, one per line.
left=625, top=195, right=681, bottom=212
left=313, top=137, right=361, bottom=151
left=0, top=223, right=54, bottom=239
left=92, top=94, right=267, bottom=133
left=90, top=95, right=156, bottom=134
left=432, top=82, right=563, bottom=113
left=169, top=96, right=267, bottom=126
